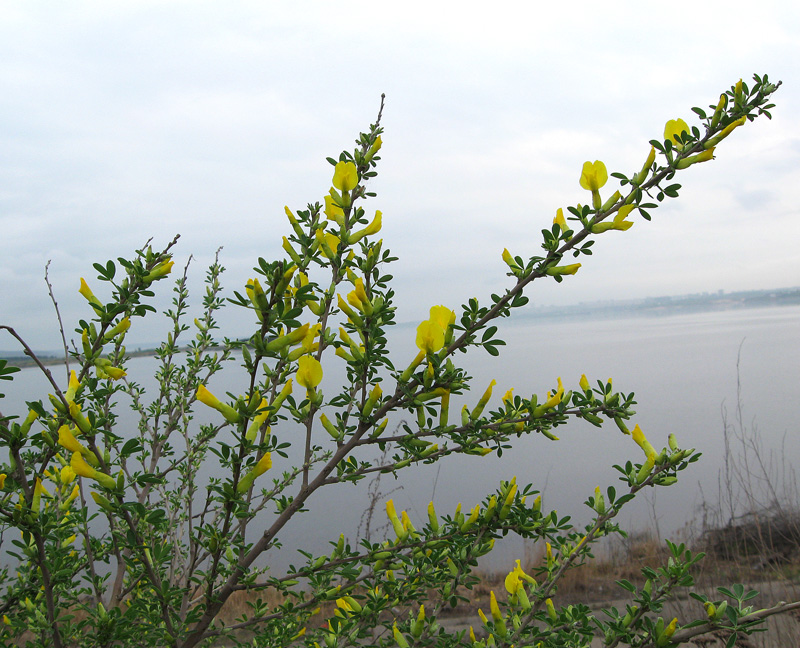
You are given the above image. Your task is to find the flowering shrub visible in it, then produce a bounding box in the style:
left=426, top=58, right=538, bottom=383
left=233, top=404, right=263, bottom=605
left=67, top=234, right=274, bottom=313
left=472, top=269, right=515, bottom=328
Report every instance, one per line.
left=0, top=74, right=794, bottom=648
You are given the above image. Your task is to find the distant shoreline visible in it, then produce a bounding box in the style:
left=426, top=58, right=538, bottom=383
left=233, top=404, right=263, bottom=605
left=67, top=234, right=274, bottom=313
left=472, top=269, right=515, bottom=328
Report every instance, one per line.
left=3, top=286, right=798, bottom=369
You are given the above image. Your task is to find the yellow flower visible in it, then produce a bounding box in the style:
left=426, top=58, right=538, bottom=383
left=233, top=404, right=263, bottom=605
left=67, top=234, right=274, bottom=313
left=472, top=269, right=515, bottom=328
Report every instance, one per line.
left=296, top=356, right=323, bottom=389
left=664, top=118, right=690, bottom=145
left=579, top=374, right=590, bottom=391
left=105, top=366, right=126, bottom=380
left=533, top=378, right=564, bottom=417
left=591, top=204, right=635, bottom=234
left=579, top=160, right=608, bottom=192
left=706, top=116, right=746, bottom=148
left=332, top=161, right=358, bottom=192
left=57, top=425, right=98, bottom=466
left=428, top=305, right=455, bottom=332
left=504, top=569, right=522, bottom=595
left=196, top=385, right=241, bottom=424
left=196, top=384, right=222, bottom=409
left=0, top=474, right=5, bottom=489
left=71, top=452, right=117, bottom=490
left=65, top=370, right=80, bottom=403
left=613, top=204, right=635, bottom=230
left=415, top=320, right=445, bottom=354
left=315, top=229, right=340, bottom=260
left=95, top=359, right=126, bottom=381
left=324, top=193, right=345, bottom=225
left=348, top=210, right=382, bottom=244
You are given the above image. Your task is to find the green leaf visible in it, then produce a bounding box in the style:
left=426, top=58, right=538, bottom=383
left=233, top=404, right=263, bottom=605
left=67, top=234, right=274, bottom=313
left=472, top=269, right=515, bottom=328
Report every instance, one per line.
left=481, top=326, right=498, bottom=343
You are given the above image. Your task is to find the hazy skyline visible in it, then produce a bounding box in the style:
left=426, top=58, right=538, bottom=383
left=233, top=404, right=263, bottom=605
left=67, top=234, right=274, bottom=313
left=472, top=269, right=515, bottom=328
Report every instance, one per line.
left=2, top=1, right=799, bottom=350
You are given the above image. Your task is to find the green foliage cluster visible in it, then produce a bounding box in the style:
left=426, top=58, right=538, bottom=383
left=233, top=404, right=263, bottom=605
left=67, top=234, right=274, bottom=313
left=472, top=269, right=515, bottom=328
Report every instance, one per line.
left=0, top=74, right=794, bottom=648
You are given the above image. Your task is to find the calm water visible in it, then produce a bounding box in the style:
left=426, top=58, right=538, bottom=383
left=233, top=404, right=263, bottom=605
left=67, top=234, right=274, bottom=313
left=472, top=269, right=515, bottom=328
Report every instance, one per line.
left=3, top=305, right=799, bottom=573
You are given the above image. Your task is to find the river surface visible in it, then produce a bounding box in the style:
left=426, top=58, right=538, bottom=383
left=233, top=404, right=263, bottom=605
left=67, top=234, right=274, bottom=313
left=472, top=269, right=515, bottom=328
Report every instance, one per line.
left=2, top=304, right=799, bottom=574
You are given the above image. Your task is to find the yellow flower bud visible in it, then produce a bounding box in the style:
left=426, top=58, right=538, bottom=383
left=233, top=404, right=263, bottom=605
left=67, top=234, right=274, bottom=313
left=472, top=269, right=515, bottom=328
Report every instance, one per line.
left=319, top=413, right=342, bottom=441
left=103, top=317, right=131, bottom=342
left=245, top=398, right=270, bottom=442
left=78, top=278, right=103, bottom=311
left=386, top=499, right=407, bottom=541
left=553, top=207, right=569, bottom=233
left=143, top=259, right=174, bottom=283
left=635, top=146, right=657, bottom=185
left=631, top=424, right=657, bottom=458
left=392, top=622, right=409, bottom=648
left=546, top=597, right=557, bottom=622
left=427, top=501, right=439, bottom=533
left=545, top=263, right=581, bottom=277
left=502, top=248, right=521, bottom=273
left=362, top=383, right=382, bottom=418
left=284, top=205, right=305, bottom=237
left=236, top=452, right=273, bottom=494
left=676, top=148, right=715, bottom=169
left=471, top=379, right=496, bottom=420
left=365, top=135, right=382, bottom=162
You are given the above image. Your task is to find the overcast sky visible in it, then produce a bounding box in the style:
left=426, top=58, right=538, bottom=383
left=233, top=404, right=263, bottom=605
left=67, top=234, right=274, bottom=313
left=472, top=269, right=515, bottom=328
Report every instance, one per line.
left=1, top=1, right=799, bottom=350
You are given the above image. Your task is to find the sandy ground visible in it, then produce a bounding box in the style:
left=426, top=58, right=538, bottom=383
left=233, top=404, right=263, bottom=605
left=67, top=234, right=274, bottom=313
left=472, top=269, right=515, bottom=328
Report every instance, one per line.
left=435, top=578, right=800, bottom=647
